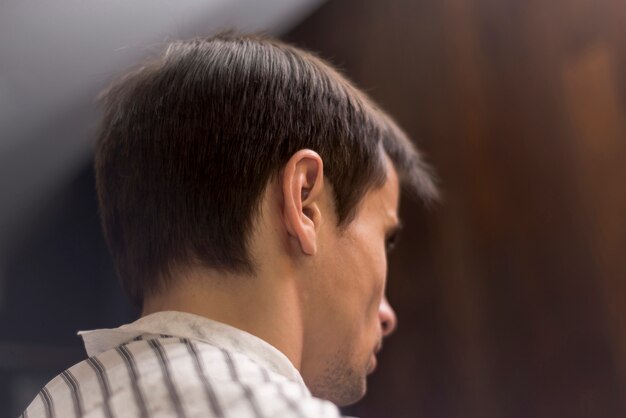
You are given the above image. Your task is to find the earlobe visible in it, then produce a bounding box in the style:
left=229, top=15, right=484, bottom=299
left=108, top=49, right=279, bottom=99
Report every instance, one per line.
left=282, top=149, right=324, bottom=256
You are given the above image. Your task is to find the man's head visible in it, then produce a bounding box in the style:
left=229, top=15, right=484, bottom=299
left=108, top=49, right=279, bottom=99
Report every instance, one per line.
left=95, top=33, right=437, bottom=405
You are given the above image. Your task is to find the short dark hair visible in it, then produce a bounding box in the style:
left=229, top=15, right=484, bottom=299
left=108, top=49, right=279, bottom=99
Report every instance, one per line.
left=95, top=33, right=437, bottom=306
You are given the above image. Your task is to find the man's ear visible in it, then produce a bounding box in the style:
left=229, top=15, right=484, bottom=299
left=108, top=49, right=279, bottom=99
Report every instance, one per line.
left=282, top=149, right=324, bottom=255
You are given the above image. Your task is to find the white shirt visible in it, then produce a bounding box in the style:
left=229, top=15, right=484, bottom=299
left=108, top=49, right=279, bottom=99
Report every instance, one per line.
left=21, top=311, right=345, bottom=418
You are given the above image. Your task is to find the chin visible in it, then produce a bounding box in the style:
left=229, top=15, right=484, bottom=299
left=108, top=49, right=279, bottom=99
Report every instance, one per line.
left=328, top=380, right=367, bottom=407
left=310, top=364, right=368, bottom=407
left=343, top=380, right=368, bottom=406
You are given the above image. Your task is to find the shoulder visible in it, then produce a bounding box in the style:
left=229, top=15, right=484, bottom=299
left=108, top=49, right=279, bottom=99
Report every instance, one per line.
left=23, top=336, right=346, bottom=418
left=163, top=337, right=345, bottom=417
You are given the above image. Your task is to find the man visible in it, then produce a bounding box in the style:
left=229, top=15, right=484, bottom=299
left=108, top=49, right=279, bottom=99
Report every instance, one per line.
left=21, top=33, right=437, bottom=417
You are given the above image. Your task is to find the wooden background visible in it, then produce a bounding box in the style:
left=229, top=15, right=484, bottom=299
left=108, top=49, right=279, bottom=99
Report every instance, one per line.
left=287, top=1, right=626, bottom=417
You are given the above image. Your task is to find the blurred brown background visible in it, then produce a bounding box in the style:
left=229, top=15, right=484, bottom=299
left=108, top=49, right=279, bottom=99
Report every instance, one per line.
left=1, top=0, right=624, bottom=417
left=287, top=0, right=626, bottom=417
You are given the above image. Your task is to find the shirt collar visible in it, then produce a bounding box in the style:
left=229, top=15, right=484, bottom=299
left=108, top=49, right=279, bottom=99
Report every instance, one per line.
left=78, top=310, right=309, bottom=392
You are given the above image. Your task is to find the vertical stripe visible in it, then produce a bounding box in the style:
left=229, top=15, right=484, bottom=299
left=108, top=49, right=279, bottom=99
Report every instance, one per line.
left=86, top=356, right=114, bottom=418
left=259, top=366, right=271, bottom=384
left=39, top=386, right=55, bottom=418
left=148, top=339, right=187, bottom=418
left=181, top=338, right=225, bottom=418
left=60, top=370, right=84, bottom=417
left=220, top=349, right=263, bottom=418
left=221, top=348, right=239, bottom=381
left=116, top=345, right=149, bottom=418
left=64, top=370, right=85, bottom=415
left=240, top=381, right=264, bottom=418
left=275, top=382, right=305, bottom=418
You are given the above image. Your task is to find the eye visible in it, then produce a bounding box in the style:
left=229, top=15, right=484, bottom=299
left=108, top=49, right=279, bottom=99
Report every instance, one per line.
left=385, top=231, right=399, bottom=254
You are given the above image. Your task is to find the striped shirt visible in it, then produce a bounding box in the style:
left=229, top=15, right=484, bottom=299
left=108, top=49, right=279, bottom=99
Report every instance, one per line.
left=21, top=311, right=345, bottom=418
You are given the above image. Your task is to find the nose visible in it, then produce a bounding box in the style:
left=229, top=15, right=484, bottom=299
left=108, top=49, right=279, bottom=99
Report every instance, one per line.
left=379, top=296, right=397, bottom=337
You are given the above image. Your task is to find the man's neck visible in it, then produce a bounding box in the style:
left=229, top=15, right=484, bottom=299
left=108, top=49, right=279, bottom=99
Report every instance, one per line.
left=141, top=270, right=305, bottom=371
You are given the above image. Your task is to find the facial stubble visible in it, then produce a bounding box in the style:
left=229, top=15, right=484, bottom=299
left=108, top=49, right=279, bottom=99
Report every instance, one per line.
left=309, top=346, right=370, bottom=407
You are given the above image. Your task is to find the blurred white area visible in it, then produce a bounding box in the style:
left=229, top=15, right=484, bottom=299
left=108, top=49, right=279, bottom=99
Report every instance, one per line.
left=0, top=0, right=325, bottom=254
